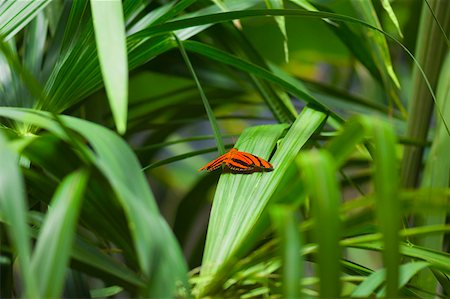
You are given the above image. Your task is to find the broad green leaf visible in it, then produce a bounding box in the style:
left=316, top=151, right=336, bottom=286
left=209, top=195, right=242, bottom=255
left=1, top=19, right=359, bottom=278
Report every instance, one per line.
left=0, top=132, right=38, bottom=298
left=58, top=116, right=190, bottom=297
left=200, top=124, right=286, bottom=286
left=0, top=107, right=189, bottom=297
left=199, top=106, right=327, bottom=296
left=31, top=169, right=89, bottom=299
left=298, top=150, right=342, bottom=298
left=91, top=0, right=128, bottom=134
left=0, top=0, right=51, bottom=40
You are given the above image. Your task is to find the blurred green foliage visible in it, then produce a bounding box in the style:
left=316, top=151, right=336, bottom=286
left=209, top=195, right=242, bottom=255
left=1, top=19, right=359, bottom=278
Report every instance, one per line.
left=0, top=0, right=449, bottom=298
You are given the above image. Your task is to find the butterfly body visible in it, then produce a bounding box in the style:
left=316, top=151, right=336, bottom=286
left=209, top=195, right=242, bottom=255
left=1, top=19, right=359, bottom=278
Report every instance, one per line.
left=199, top=148, right=273, bottom=173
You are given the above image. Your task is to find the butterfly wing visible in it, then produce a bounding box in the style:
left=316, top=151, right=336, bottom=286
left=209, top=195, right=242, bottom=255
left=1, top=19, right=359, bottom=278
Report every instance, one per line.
left=245, top=152, right=273, bottom=170
left=199, top=148, right=274, bottom=173
left=226, top=149, right=273, bottom=172
left=198, top=152, right=229, bottom=172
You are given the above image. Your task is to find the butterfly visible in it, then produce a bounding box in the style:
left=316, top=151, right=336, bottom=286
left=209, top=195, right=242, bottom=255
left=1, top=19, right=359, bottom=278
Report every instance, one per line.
left=199, top=148, right=274, bottom=173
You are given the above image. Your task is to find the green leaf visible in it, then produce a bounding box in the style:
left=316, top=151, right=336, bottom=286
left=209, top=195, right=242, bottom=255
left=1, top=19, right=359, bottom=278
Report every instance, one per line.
left=378, top=262, right=430, bottom=297
left=57, top=116, right=190, bottom=297
left=325, top=119, right=367, bottom=168
left=0, top=132, right=38, bottom=298
left=351, top=262, right=429, bottom=297
left=91, top=0, right=128, bottom=134
left=71, top=235, right=145, bottom=289
left=31, top=169, right=89, bottom=299
left=199, top=106, right=327, bottom=296
left=289, top=0, right=385, bottom=88
left=350, top=0, right=403, bottom=115
left=183, top=40, right=334, bottom=116
left=298, top=150, right=342, bottom=298
left=23, top=12, right=47, bottom=78
left=265, top=0, right=288, bottom=62
left=0, top=0, right=51, bottom=40
left=90, top=286, right=123, bottom=298
left=349, top=242, right=450, bottom=274
left=271, top=206, right=303, bottom=299
left=175, top=35, right=225, bottom=154
left=380, top=0, right=403, bottom=38
left=416, top=50, right=450, bottom=293
left=350, top=0, right=401, bottom=88
left=0, top=107, right=190, bottom=297
left=370, top=118, right=401, bottom=298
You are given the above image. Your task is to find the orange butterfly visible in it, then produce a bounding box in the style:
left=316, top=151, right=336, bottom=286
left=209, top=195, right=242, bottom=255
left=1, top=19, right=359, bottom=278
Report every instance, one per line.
left=199, top=148, right=273, bottom=173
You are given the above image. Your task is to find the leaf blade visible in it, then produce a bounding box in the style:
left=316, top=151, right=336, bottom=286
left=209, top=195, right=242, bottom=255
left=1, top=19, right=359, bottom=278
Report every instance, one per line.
left=31, top=169, right=89, bottom=299
left=90, top=0, right=128, bottom=134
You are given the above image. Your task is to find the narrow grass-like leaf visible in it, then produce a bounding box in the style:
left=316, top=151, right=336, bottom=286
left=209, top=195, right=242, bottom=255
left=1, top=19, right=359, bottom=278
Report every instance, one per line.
left=350, top=242, right=450, bottom=274
left=0, top=132, right=38, bottom=298
left=271, top=206, right=303, bottom=298
left=351, top=262, right=429, bottom=297
left=370, top=118, right=401, bottom=298
left=326, top=115, right=401, bottom=297
left=416, top=51, right=450, bottom=292
left=380, top=0, right=403, bottom=38
left=23, top=12, right=47, bottom=78
left=31, top=169, right=88, bottom=299
left=131, top=8, right=444, bottom=128
left=289, top=0, right=385, bottom=87
left=299, top=150, right=341, bottom=298
left=378, top=262, right=431, bottom=297
left=431, top=269, right=450, bottom=296
left=199, top=107, right=327, bottom=296
left=91, top=0, right=128, bottom=134
left=325, top=119, right=366, bottom=168
left=265, top=0, right=288, bottom=62
left=71, top=236, right=145, bottom=289
left=175, top=35, right=225, bottom=154
left=0, top=0, right=51, bottom=40
left=0, top=40, right=44, bottom=109
left=350, top=0, right=401, bottom=89
left=90, top=286, right=123, bottom=298
left=183, top=41, right=334, bottom=116
left=400, top=0, right=450, bottom=188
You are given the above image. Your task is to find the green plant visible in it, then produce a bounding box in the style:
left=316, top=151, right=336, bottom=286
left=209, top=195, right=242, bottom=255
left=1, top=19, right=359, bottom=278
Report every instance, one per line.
left=0, top=0, right=449, bottom=298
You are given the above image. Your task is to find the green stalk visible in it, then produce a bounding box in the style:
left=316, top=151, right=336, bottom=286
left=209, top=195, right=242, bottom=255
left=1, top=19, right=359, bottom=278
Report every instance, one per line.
left=400, top=0, right=450, bottom=188
left=400, top=1, right=450, bottom=297
left=415, top=52, right=450, bottom=297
